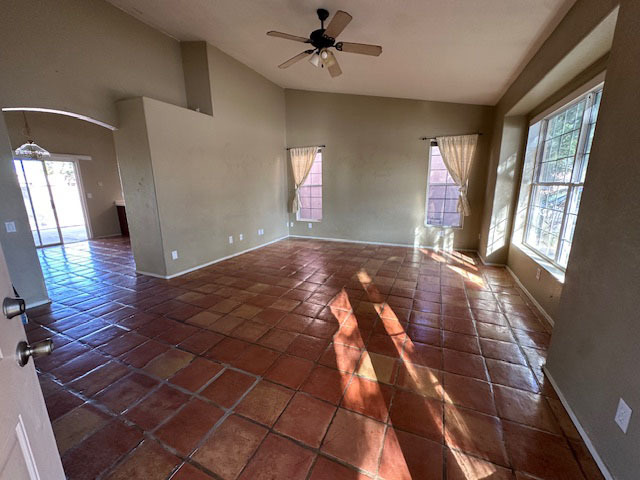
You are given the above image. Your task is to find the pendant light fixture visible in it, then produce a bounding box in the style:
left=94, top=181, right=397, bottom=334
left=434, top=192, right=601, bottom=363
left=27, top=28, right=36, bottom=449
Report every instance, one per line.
left=15, top=112, right=50, bottom=160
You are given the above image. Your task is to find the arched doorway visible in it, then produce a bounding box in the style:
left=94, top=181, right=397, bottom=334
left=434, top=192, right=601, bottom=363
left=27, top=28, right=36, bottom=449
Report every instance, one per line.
left=2, top=108, right=122, bottom=247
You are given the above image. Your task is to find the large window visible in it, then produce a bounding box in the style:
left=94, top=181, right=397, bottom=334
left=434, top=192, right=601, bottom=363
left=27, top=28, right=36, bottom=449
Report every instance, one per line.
left=297, top=150, right=322, bottom=222
left=425, top=145, right=462, bottom=227
left=521, top=85, right=602, bottom=268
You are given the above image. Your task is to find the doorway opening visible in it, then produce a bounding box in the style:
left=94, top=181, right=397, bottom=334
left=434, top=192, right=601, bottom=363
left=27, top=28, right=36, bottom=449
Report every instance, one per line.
left=13, top=156, right=90, bottom=247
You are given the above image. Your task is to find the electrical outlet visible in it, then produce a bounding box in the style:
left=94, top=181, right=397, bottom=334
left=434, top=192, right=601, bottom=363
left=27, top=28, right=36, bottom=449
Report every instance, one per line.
left=536, top=267, right=541, bottom=281
left=239, top=233, right=243, bottom=241
left=615, top=398, right=632, bottom=433
left=228, top=235, right=234, bottom=244
left=171, top=250, right=178, bottom=260
left=4, top=221, right=16, bottom=233
left=87, top=192, right=93, bottom=199
left=290, top=222, right=294, bottom=227
left=308, top=223, right=312, bottom=229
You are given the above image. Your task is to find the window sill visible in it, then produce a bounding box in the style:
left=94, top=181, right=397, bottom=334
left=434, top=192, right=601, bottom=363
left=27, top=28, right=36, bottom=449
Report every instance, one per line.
left=297, top=219, right=322, bottom=223
left=425, top=224, right=463, bottom=230
left=512, top=242, right=565, bottom=284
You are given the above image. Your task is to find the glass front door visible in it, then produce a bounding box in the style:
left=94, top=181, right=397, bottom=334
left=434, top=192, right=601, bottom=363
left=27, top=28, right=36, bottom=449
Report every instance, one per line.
left=13, top=158, right=89, bottom=247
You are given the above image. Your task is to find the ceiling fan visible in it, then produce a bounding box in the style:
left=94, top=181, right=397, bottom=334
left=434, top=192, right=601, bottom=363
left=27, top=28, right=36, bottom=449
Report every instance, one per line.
left=267, top=8, right=382, bottom=78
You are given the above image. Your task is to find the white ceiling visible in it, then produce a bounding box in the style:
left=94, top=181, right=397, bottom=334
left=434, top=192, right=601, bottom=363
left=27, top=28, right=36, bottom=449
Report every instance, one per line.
left=106, top=0, right=576, bottom=105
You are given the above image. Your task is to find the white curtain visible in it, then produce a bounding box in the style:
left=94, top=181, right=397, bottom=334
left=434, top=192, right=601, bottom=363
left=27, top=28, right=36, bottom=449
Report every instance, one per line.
left=435, top=134, right=479, bottom=216
left=290, top=146, right=319, bottom=213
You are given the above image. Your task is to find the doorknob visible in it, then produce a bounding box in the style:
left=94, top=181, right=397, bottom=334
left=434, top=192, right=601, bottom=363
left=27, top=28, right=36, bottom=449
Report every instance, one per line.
left=3, top=297, right=25, bottom=319
left=16, top=340, right=54, bottom=367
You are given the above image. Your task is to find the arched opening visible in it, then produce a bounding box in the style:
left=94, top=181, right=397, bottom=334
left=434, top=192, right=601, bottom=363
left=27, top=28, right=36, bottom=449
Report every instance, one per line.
left=0, top=107, right=125, bottom=305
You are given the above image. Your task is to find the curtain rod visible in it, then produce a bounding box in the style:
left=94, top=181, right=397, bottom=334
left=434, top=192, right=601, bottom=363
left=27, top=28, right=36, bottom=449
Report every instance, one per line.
left=420, top=133, right=483, bottom=141
left=286, top=144, right=325, bottom=151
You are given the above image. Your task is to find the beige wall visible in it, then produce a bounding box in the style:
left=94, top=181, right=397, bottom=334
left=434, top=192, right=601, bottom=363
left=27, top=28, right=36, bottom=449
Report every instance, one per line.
left=4, top=111, right=123, bottom=238
left=113, top=98, right=166, bottom=276
left=115, top=45, right=288, bottom=278
left=0, top=0, right=186, bottom=127
left=285, top=90, right=494, bottom=250
left=507, top=246, right=563, bottom=320
left=546, top=1, right=640, bottom=478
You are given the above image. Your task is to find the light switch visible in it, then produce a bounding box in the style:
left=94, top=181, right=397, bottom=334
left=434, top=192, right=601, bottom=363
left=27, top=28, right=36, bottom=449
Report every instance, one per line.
left=5, top=221, right=16, bottom=233
left=171, top=250, right=178, bottom=260
left=87, top=192, right=93, bottom=199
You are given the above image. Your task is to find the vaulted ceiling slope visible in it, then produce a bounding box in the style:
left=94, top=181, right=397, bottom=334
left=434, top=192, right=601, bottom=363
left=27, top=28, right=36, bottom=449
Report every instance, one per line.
left=107, top=0, right=576, bottom=106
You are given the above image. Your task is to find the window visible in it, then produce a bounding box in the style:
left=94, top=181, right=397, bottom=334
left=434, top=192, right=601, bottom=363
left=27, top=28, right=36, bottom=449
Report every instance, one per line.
left=297, top=150, right=322, bottom=221
left=521, top=85, right=603, bottom=269
left=425, top=145, right=462, bottom=227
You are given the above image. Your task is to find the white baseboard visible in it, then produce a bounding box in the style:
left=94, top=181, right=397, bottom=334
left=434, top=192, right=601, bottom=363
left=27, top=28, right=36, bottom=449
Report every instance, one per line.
left=135, top=235, right=289, bottom=280
left=505, top=265, right=555, bottom=328
left=543, top=367, right=612, bottom=480
left=287, top=234, right=476, bottom=252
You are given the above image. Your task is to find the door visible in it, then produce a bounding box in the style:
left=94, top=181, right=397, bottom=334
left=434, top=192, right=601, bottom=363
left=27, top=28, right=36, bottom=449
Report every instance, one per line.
left=13, top=158, right=89, bottom=247
left=0, top=244, right=65, bottom=479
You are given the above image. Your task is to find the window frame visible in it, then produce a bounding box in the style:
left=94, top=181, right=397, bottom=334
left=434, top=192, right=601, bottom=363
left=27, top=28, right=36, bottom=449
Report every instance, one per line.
left=424, top=142, right=463, bottom=229
left=522, top=84, right=602, bottom=271
left=296, top=149, right=323, bottom=223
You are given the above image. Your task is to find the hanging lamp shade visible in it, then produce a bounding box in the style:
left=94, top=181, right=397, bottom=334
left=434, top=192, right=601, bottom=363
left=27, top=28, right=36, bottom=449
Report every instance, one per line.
left=15, top=141, right=50, bottom=159
left=14, top=112, right=50, bottom=160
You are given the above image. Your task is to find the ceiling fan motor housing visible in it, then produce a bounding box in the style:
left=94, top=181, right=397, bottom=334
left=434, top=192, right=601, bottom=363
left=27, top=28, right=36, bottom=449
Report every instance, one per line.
left=310, top=29, right=334, bottom=49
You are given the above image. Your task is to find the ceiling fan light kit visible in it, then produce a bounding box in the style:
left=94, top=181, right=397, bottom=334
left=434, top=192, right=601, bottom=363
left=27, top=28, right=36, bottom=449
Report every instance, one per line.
left=308, top=52, right=322, bottom=68
left=267, top=8, right=382, bottom=78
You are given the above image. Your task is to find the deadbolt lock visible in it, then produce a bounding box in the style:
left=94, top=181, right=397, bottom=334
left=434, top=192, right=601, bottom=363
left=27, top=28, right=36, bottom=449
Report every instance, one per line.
left=16, top=339, right=54, bottom=367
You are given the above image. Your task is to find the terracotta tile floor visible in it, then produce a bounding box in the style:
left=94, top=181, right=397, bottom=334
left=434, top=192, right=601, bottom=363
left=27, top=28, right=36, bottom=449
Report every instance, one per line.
left=26, top=237, right=603, bottom=479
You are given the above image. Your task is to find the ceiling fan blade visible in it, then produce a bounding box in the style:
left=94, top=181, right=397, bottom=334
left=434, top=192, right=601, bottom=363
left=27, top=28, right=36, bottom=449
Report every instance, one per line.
left=325, top=52, right=342, bottom=78
left=278, top=50, right=313, bottom=69
left=336, top=42, right=382, bottom=56
left=267, top=31, right=310, bottom=43
left=323, top=10, right=352, bottom=39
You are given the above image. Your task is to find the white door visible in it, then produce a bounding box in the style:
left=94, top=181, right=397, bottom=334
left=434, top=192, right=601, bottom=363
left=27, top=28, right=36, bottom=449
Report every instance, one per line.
left=0, top=243, right=64, bottom=479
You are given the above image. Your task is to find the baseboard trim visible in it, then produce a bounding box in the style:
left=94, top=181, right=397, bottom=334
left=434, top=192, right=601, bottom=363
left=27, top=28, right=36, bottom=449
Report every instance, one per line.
left=136, top=236, right=289, bottom=280
left=543, top=367, right=612, bottom=480
left=92, top=233, right=123, bottom=239
left=476, top=251, right=506, bottom=267
left=287, top=234, right=477, bottom=252
left=505, top=265, right=555, bottom=328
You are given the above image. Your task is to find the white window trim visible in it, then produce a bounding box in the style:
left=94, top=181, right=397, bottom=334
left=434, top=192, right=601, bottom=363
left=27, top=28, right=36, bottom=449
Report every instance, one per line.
left=424, top=143, right=463, bottom=229
left=296, top=149, right=322, bottom=223
left=519, top=82, right=603, bottom=272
